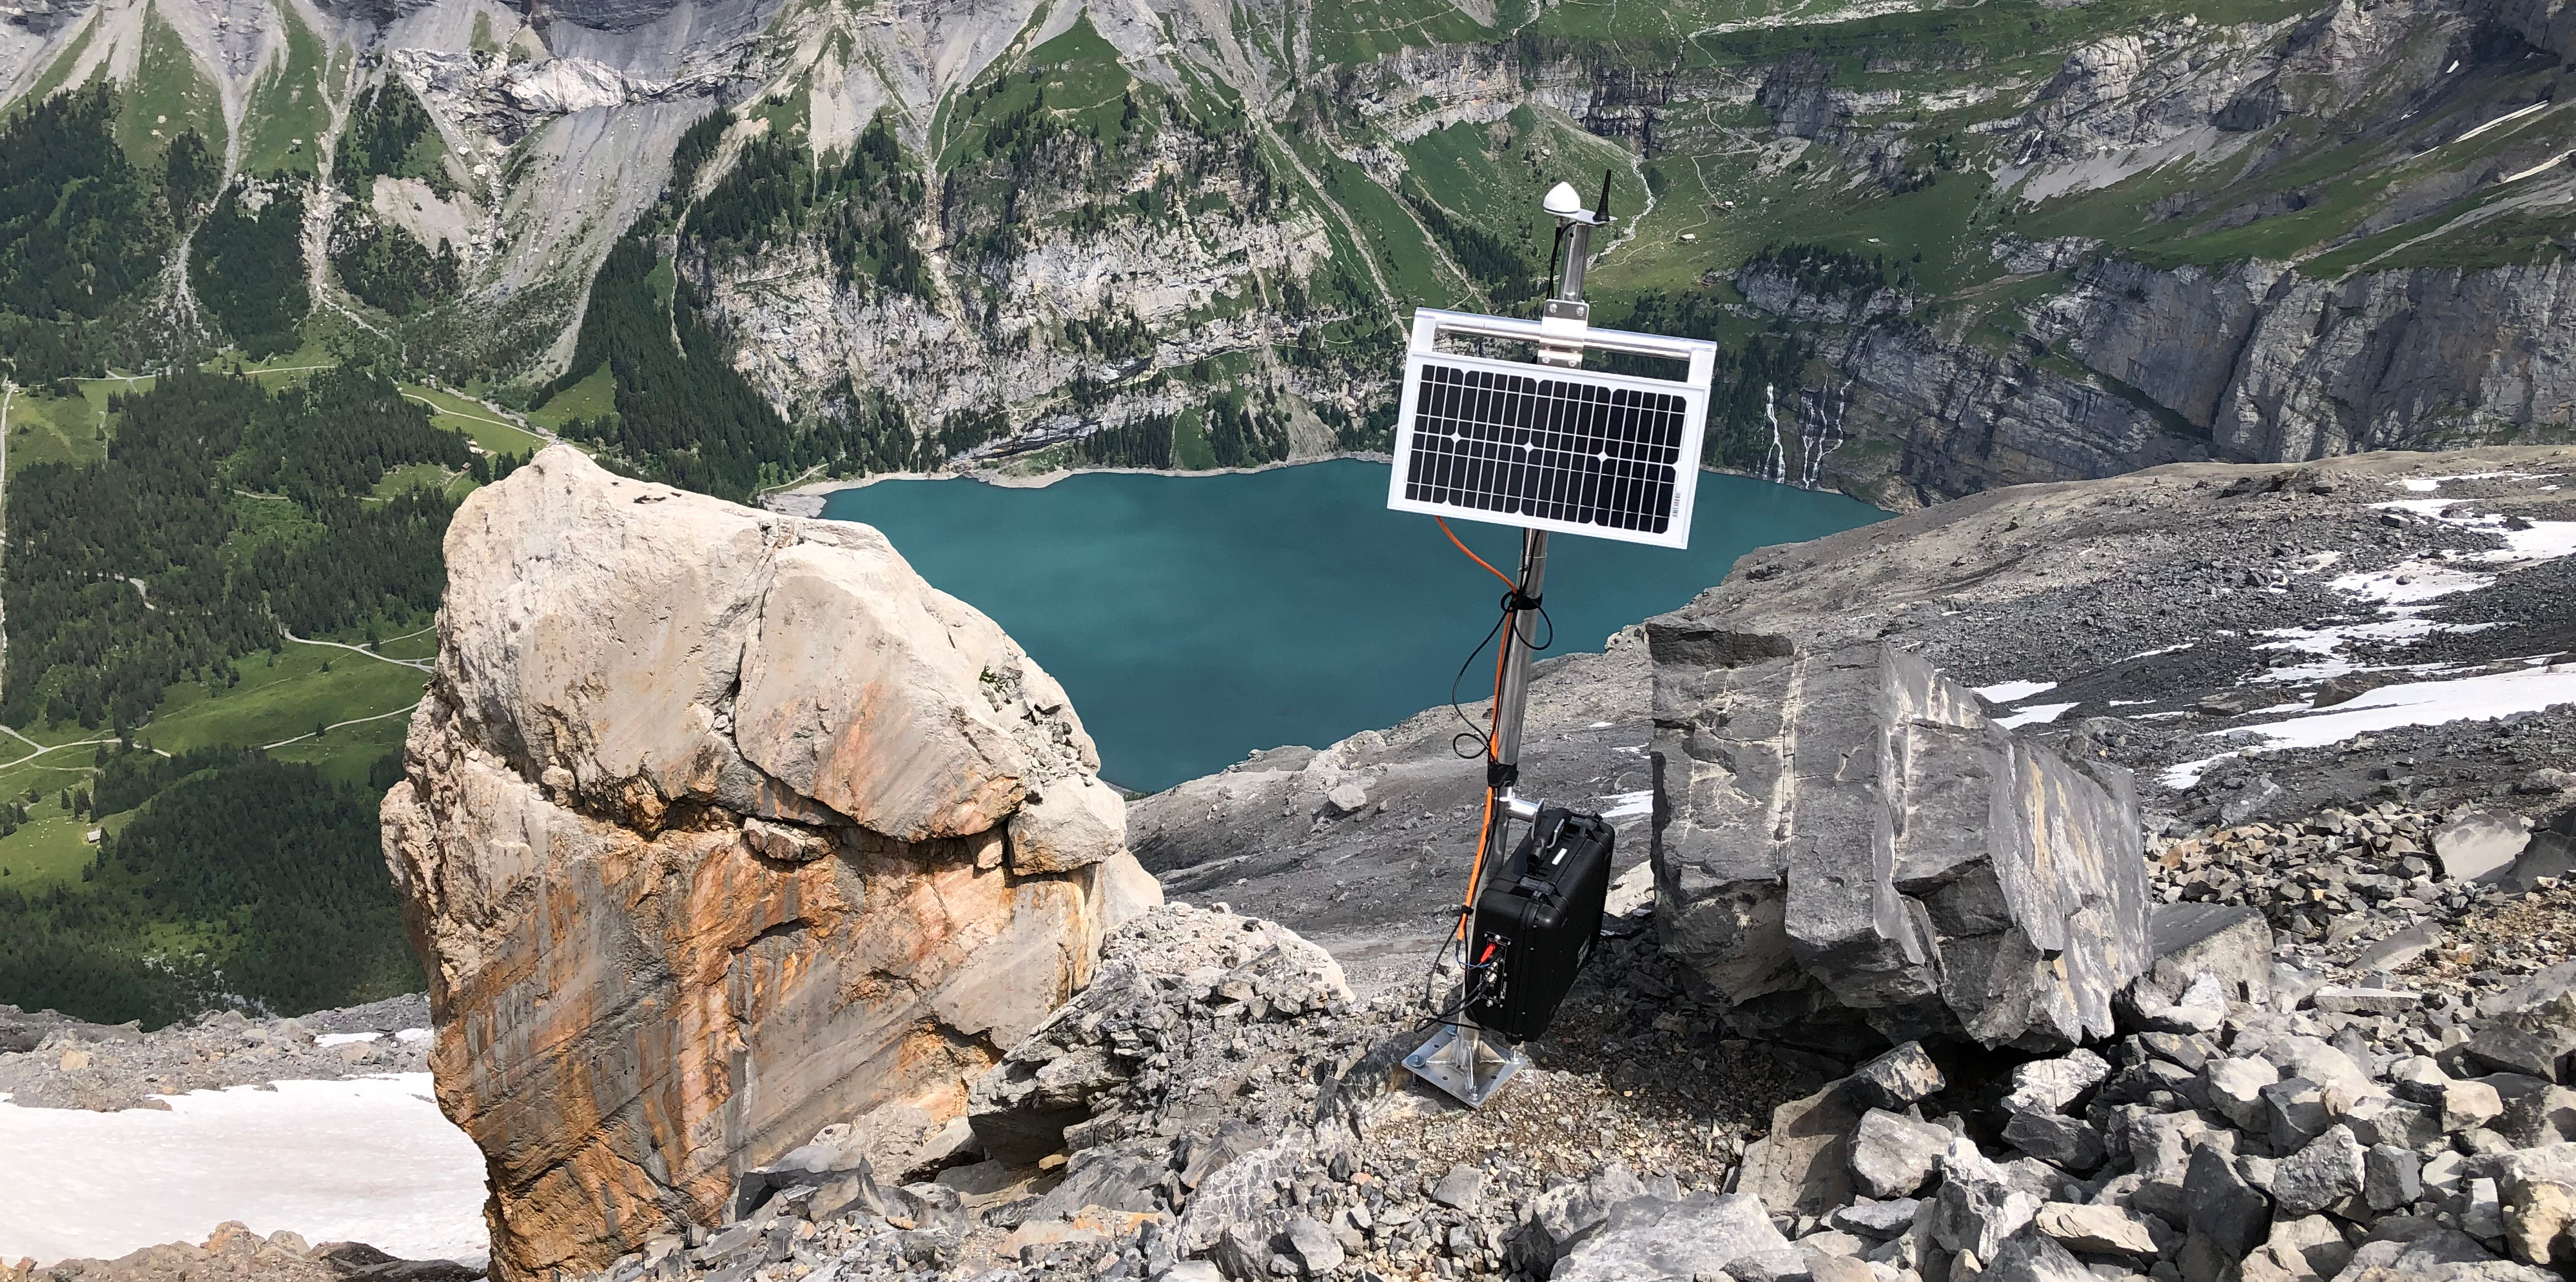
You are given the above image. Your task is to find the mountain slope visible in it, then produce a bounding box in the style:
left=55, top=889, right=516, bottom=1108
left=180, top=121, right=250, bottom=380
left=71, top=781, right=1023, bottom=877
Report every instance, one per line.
left=1, top=0, right=2572, bottom=499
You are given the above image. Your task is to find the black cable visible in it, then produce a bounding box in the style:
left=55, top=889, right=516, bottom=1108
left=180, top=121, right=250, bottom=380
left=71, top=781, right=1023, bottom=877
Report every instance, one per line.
left=1524, top=598, right=1556, bottom=655
left=1408, top=942, right=1500, bottom=1040
left=1545, top=224, right=1566, bottom=304
left=1447, top=606, right=1510, bottom=760
left=1448, top=590, right=1559, bottom=758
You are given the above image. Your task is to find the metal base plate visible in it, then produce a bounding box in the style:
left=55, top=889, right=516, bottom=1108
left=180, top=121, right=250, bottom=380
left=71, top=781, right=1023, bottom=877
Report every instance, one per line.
left=1403, top=1023, right=1527, bottom=1108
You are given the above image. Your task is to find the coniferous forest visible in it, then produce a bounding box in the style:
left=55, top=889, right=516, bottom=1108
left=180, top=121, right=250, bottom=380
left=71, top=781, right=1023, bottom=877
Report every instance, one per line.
left=0, top=750, right=421, bottom=1026
left=3, top=367, right=465, bottom=731
left=0, top=80, right=516, bottom=1029
left=551, top=117, right=941, bottom=500
left=0, top=86, right=182, bottom=381
left=190, top=184, right=312, bottom=359
left=0, top=364, right=484, bottom=1025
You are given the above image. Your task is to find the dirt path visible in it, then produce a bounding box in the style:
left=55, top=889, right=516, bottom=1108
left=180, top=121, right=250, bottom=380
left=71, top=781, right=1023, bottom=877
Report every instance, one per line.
left=0, top=736, right=119, bottom=773
left=260, top=699, right=425, bottom=750
left=278, top=627, right=433, bottom=673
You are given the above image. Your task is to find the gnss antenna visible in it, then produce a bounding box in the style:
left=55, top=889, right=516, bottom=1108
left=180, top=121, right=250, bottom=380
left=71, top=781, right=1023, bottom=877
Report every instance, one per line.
left=1388, top=173, right=1718, bottom=1108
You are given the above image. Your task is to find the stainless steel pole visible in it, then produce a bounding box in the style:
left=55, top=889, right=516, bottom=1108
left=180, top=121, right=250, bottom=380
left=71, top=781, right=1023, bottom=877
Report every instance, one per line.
left=1480, top=193, right=1592, bottom=869
left=1404, top=181, right=1603, bottom=1110
left=1487, top=531, right=1548, bottom=791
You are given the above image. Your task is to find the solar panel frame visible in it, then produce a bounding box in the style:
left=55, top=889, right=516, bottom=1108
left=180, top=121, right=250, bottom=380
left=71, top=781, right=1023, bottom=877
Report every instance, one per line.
left=1387, top=310, right=1718, bottom=551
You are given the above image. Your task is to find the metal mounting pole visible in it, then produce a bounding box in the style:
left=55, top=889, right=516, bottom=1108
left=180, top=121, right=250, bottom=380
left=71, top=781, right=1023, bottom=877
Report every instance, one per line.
left=1406, top=180, right=1607, bottom=1110
left=1478, top=531, right=1547, bottom=889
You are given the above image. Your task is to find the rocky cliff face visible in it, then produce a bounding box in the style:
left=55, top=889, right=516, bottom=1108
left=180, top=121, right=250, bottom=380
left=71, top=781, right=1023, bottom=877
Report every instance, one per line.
left=12, top=0, right=2576, bottom=493
left=694, top=150, right=1349, bottom=441
left=1790, top=251, right=2576, bottom=508
left=380, top=445, right=1160, bottom=1279
left=2045, top=257, right=2576, bottom=461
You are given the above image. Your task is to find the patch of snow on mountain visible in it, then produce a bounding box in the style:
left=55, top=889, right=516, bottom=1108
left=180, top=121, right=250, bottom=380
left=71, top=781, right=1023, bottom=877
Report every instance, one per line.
left=2212, top=663, right=2576, bottom=754
left=2162, top=751, right=2240, bottom=789
left=0, top=1074, right=486, bottom=1268
left=2247, top=620, right=2500, bottom=684
left=2330, top=558, right=2495, bottom=604
left=2119, top=642, right=2196, bottom=662
left=2371, top=497, right=2576, bottom=566
left=1997, top=702, right=2080, bottom=728
left=2394, top=472, right=2551, bottom=493
left=1972, top=679, right=2058, bottom=703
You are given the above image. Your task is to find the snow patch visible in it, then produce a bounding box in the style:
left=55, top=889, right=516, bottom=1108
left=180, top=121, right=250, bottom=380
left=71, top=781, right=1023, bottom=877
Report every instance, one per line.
left=2330, top=560, right=2495, bottom=604
left=1972, top=680, right=2058, bottom=704
left=313, top=1032, right=382, bottom=1048
left=2162, top=751, right=2241, bottom=789
left=2246, top=620, right=2499, bottom=685
left=1997, top=702, right=2080, bottom=728
left=0, top=1074, right=487, bottom=1268
left=2372, top=498, right=2576, bottom=566
left=2203, top=664, right=2576, bottom=757
left=2395, top=472, right=2547, bottom=492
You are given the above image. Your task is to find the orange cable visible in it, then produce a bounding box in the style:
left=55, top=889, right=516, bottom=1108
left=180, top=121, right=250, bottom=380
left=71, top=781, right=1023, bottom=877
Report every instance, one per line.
left=1442, top=520, right=1521, bottom=940
left=1438, top=517, right=1519, bottom=593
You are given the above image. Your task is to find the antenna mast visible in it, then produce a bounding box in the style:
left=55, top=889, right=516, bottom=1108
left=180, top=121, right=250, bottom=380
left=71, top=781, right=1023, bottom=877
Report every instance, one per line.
left=1403, top=175, right=1615, bottom=1109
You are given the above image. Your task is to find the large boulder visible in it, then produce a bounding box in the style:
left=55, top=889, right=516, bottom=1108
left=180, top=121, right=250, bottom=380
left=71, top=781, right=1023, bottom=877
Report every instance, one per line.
left=1647, top=628, right=2149, bottom=1050
left=382, top=448, right=1158, bottom=1280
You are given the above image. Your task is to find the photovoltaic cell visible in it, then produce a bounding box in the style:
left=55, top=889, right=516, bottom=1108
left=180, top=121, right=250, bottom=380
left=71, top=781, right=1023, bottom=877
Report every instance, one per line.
left=1400, top=360, right=1688, bottom=536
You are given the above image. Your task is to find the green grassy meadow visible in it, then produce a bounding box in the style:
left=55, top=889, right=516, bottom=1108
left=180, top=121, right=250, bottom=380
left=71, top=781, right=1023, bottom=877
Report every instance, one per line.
left=407, top=383, right=551, bottom=455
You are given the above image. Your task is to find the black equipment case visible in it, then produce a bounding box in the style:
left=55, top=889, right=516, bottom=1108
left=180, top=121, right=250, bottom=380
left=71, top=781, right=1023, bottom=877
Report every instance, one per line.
left=1467, top=805, right=1614, bottom=1041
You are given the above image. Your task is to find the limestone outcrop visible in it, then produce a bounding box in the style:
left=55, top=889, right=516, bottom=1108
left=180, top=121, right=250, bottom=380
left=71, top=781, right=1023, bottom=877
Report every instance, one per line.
left=381, top=446, right=1160, bottom=1281
left=1647, top=629, right=2150, bottom=1052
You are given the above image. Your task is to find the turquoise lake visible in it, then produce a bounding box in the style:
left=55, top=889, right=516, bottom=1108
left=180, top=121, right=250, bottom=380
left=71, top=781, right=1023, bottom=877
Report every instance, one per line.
left=821, top=460, right=1884, bottom=794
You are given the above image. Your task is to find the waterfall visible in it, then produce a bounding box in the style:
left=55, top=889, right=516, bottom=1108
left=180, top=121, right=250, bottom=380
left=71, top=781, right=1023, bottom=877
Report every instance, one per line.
left=1761, top=383, right=1786, bottom=484
left=1799, top=382, right=1852, bottom=489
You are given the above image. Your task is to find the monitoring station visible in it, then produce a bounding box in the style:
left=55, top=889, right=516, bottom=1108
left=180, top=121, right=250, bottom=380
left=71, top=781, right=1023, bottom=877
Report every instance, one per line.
left=1390, top=176, right=1719, bottom=1109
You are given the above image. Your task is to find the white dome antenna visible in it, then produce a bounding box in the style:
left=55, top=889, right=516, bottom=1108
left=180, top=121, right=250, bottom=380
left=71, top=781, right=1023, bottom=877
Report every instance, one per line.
left=1542, top=182, right=1583, bottom=217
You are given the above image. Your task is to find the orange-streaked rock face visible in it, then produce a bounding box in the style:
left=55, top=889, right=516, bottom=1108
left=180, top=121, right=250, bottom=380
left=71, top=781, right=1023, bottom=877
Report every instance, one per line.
left=383, top=448, right=1160, bottom=1280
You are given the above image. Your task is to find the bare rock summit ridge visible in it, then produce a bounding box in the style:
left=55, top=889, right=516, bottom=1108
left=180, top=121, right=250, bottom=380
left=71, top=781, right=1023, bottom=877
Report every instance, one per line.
left=381, top=446, right=1159, bottom=1281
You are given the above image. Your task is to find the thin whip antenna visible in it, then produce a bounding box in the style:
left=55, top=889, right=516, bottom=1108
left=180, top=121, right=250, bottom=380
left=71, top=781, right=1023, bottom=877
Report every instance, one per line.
left=1596, top=168, right=1613, bottom=222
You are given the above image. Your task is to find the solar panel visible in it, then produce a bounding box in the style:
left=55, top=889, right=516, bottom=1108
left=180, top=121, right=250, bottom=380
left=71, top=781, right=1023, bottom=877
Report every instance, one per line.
left=1387, top=309, right=1718, bottom=550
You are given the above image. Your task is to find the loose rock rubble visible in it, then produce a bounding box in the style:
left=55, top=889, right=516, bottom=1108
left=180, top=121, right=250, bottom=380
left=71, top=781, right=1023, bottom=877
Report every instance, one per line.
left=536, top=901, right=1820, bottom=1282
left=0, top=996, right=432, bottom=1111
left=540, top=787, right=2576, bottom=1282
